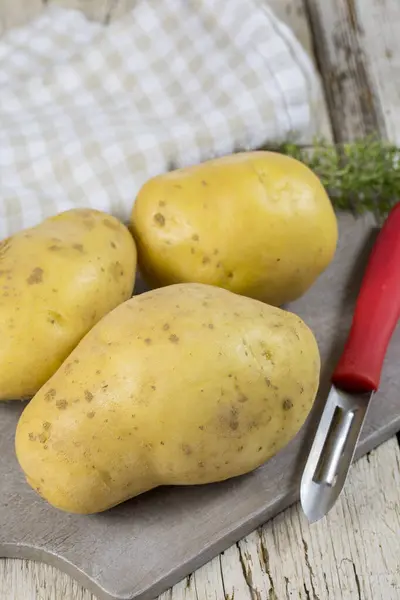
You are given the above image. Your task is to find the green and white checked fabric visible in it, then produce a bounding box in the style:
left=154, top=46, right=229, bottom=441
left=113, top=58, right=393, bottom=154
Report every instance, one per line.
left=0, top=0, right=324, bottom=238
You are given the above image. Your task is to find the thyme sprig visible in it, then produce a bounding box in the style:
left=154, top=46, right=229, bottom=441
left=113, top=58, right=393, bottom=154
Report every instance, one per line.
left=271, top=136, right=400, bottom=218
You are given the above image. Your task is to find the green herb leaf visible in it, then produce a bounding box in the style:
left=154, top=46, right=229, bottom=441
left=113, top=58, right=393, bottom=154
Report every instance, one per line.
left=265, top=136, right=400, bottom=219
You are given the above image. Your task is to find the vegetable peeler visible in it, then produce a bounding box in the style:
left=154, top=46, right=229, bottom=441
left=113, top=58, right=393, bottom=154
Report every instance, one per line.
left=300, top=202, right=400, bottom=523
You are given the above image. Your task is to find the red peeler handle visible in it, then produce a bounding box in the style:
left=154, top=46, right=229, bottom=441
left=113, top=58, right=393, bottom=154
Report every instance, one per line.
left=332, top=202, right=400, bottom=393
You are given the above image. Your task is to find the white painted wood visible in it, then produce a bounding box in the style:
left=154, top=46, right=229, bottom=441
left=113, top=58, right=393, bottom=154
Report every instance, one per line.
left=193, top=557, right=225, bottom=600
left=304, top=0, right=381, bottom=141
left=168, top=577, right=197, bottom=600
left=305, top=0, right=400, bottom=143
left=0, top=559, right=94, bottom=599
left=265, top=437, right=400, bottom=600
left=355, top=0, right=400, bottom=144
left=0, top=1, right=399, bottom=600
left=224, top=533, right=272, bottom=599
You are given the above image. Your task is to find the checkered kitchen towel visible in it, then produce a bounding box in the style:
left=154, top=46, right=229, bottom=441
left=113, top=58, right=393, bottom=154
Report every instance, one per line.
left=0, top=0, right=325, bottom=239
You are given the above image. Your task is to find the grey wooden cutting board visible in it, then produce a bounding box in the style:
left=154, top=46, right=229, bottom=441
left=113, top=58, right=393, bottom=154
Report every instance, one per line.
left=1, top=211, right=399, bottom=600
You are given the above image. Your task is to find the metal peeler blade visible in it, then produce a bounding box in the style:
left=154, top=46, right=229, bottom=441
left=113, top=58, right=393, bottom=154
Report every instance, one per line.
left=300, top=386, right=371, bottom=523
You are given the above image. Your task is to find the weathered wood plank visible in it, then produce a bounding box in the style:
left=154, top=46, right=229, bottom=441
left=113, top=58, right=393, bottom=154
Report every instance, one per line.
left=219, top=544, right=254, bottom=599
left=0, top=2, right=399, bottom=600
left=304, top=0, right=383, bottom=140
left=215, top=437, right=400, bottom=600
left=263, top=437, right=400, bottom=600
left=0, top=558, right=94, bottom=599
left=355, top=0, right=400, bottom=143
left=304, top=0, right=400, bottom=142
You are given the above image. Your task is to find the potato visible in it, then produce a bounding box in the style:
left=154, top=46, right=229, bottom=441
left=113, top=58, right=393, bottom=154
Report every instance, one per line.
left=0, top=209, right=136, bottom=400
left=131, top=151, right=338, bottom=306
left=16, top=283, right=320, bottom=514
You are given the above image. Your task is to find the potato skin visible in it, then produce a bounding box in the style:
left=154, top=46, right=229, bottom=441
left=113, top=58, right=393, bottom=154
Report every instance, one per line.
left=16, top=283, right=320, bottom=514
left=0, top=209, right=136, bottom=400
left=131, top=151, right=338, bottom=306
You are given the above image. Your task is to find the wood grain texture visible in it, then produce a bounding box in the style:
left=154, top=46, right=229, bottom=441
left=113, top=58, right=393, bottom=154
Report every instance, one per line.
left=304, top=0, right=400, bottom=142
left=0, top=1, right=399, bottom=599
left=304, top=0, right=382, bottom=141
left=1, top=438, right=399, bottom=600
left=354, top=0, right=400, bottom=144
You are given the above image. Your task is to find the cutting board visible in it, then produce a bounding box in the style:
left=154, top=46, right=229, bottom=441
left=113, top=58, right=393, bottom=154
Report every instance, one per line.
left=1, top=211, right=399, bottom=600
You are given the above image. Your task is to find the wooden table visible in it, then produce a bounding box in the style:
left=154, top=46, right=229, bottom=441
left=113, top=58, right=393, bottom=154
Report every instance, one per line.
left=1, top=1, right=400, bottom=598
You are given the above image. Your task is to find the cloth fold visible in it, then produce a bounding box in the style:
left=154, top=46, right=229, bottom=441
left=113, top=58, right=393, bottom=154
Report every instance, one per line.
left=0, top=0, right=324, bottom=238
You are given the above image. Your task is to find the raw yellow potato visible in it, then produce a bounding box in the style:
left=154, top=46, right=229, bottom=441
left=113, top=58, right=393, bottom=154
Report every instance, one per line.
left=16, top=283, right=320, bottom=514
left=131, top=151, right=338, bottom=306
left=0, top=209, right=136, bottom=400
